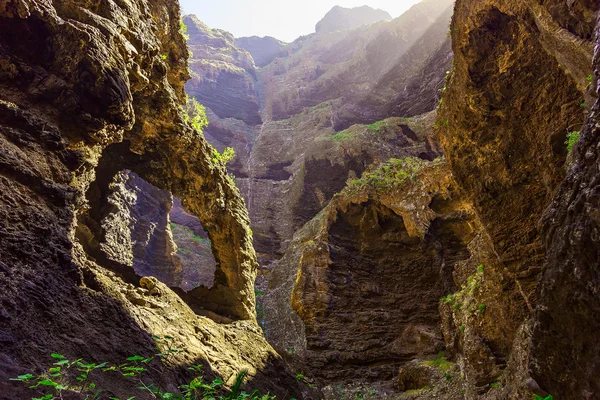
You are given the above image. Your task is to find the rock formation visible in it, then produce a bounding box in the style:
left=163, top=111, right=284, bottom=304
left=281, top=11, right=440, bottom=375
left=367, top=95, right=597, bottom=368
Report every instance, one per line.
left=0, top=0, right=310, bottom=398
left=3, top=0, right=600, bottom=398
left=265, top=158, right=484, bottom=382
left=184, top=0, right=454, bottom=267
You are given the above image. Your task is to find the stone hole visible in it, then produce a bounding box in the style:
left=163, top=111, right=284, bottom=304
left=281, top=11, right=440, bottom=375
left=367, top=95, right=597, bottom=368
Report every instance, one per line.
left=86, top=169, right=217, bottom=292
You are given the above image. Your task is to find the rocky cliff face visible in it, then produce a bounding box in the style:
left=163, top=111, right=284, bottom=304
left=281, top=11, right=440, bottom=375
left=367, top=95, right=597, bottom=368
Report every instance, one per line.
left=533, top=12, right=600, bottom=400
left=182, top=1, right=457, bottom=392
left=315, top=5, right=391, bottom=34
left=428, top=0, right=598, bottom=399
left=0, top=0, right=309, bottom=398
left=264, top=158, right=484, bottom=383
left=184, top=2, right=454, bottom=272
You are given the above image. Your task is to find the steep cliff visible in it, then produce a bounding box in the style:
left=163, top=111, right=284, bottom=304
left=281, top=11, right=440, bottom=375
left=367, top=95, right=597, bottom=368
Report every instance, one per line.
left=184, top=2, right=455, bottom=271
left=534, top=13, right=600, bottom=400
left=430, top=0, right=598, bottom=399
left=0, top=0, right=309, bottom=398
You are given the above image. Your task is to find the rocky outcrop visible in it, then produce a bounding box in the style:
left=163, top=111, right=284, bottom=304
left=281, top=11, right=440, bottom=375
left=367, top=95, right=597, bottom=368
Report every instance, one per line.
left=263, top=158, right=486, bottom=384
left=235, top=36, right=286, bottom=67
left=99, top=171, right=216, bottom=291
left=0, top=0, right=309, bottom=398
left=100, top=170, right=184, bottom=287
left=241, top=113, right=442, bottom=266
left=315, top=5, right=391, bottom=34
left=184, top=2, right=454, bottom=268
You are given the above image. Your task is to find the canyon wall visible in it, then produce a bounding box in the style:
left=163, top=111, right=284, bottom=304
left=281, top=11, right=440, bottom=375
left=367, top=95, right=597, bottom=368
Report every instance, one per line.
left=185, top=1, right=454, bottom=271
left=0, top=0, right=309, bottom=398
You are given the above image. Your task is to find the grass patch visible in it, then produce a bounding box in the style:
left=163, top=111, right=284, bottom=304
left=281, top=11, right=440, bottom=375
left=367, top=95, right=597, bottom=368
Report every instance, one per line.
left=366, top=120, right=393, bottom=132
left=565, top=131, right=580, bottom=152
left=330, top=130, right=352, bottom=141
left=423, top=352, right=453, bottom=372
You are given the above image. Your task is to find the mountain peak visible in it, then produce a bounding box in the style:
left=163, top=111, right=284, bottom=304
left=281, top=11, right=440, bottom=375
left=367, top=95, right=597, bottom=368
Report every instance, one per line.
left=315, top=5, right=392, bottom=34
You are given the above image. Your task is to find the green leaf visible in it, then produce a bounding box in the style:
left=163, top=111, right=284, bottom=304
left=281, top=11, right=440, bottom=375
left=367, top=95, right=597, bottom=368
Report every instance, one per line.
left=32, top=395, right=54, bottom=400
left=54, top=360, right=69, bottom=366
left=37, top=379, right=59, bottom=387
left=126, top=355, right=144, bottom=362
left=10, top=373, right=34, bottom=381
left=50, top=354, right=65, bottom=360
left=122, top=372, right=135, bottom=377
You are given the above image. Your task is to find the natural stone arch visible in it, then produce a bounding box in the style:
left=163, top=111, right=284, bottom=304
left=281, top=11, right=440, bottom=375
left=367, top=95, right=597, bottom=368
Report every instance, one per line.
left=79, top=120, right=258, bottom=321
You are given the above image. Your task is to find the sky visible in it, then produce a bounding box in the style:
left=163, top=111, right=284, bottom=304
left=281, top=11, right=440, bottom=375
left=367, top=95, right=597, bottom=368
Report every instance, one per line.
left=179, top=0, right=422, bottom=43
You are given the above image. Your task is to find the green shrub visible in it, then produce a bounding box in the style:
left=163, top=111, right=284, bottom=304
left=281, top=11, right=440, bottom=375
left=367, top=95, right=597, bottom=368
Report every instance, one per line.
left=183, top=95, right=209, bottom=133
left=330, top=130, right=351, bottom=141
left=440, top=264, right=485, bottom=313
left=180, top=19, right=190, bottom=41
left=423, top=352, right=453, bottom=372
left=212, top=147, right=236, bottom=165
left=565, top=131, right=580, bottom=152
left=343, top=157, right=434, bottom=198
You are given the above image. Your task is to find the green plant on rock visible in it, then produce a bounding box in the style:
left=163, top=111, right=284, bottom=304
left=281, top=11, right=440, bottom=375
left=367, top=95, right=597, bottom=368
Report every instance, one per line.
left=440, top=264, right=485, bottom=315
left=343, top=157, right=435, bottom=198
left=423, top=351, right=453, bottom=372
left=330, top=130, right=351, bottom=141
left=365, top=120, right=392, bottom=132
left=180, top=19, right=190, bottom=41
left=212, top=147, right=236, bottom=165
left=533, top=395, right=553, bottom=400
left=10, top=337, right=275, bottom=400
left=565, top=131, right=580, bottom=152
left=183, top=95, right=209, bottom=133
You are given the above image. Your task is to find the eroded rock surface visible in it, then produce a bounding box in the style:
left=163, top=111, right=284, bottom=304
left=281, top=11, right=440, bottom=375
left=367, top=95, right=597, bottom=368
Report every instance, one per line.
left=0, top=0, right=309, bottom=398
left=533, top=14, right=600, bottom=399
left=264, top=158, right=484, bottom=384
